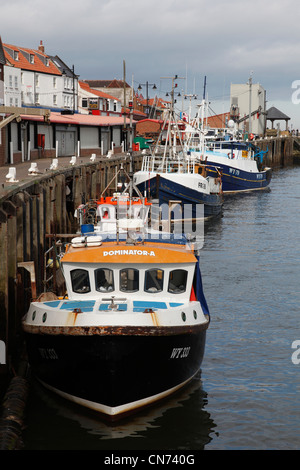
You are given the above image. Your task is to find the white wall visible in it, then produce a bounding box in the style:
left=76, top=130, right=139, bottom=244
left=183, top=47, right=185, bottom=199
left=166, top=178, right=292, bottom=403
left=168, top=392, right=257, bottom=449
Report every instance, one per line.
left=230, top=83, right=266, bottom=134
left=4, top=65, right=21, bottom=107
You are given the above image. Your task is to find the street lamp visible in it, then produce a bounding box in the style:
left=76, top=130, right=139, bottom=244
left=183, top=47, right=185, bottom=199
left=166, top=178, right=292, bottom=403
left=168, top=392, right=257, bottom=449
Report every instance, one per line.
left=138, top=81, right=157, bottom=117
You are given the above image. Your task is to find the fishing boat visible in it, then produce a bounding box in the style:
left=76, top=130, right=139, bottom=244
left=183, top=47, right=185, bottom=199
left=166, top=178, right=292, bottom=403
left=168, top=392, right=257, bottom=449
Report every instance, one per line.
left=201, top=140, right=272, bottom=193
left=134, top=76, right=223, bottom=219
left=184, top=84, right=272, bottom=193
left=22, top=172, right=210, bottom=420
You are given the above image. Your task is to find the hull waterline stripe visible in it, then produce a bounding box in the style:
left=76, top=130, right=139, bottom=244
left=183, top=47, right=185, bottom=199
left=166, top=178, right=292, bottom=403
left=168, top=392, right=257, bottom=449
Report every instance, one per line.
left=38, top=373, right=198, bottom=417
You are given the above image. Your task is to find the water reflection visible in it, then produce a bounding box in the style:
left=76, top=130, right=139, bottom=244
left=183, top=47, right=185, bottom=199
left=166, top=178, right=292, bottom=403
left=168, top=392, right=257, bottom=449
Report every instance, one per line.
left=24, top=374, right=217, bottom=450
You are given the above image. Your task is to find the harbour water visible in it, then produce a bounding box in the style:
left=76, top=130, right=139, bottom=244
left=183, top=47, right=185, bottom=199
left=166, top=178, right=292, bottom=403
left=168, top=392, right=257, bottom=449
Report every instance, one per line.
left=23, top=164, right=300, bottom=450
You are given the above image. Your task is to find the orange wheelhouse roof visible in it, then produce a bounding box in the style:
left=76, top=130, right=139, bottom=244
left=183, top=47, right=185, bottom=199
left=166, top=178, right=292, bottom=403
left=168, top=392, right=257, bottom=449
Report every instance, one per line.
left=62, top=241, right=197, bottom=264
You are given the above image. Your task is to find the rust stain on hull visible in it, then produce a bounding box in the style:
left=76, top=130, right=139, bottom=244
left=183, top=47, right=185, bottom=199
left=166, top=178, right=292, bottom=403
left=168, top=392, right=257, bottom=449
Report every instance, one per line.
left=22, top=322, right=209, bottom=336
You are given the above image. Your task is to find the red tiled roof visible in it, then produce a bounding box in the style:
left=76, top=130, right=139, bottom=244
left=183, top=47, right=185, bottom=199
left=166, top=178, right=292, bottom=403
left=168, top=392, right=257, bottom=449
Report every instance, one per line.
left=79, top=81, right=120, bottom=101
left=3, top=43, right=61, bottom=75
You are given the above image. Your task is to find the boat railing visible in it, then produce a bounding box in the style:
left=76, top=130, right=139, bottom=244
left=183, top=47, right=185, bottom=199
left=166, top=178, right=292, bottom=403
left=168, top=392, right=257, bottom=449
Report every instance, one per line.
left=141, top=153, right=222, bottom=182
left=141, top=153, right=204, bottom=174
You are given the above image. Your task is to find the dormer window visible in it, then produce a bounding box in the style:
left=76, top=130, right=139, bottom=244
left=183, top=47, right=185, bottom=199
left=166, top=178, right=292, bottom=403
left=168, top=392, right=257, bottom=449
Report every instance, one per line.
left=30, top=54, right=34, bottom=64
left=46, top=58, right=50, bottom=67
left=14, top=51, right=19, bottom=61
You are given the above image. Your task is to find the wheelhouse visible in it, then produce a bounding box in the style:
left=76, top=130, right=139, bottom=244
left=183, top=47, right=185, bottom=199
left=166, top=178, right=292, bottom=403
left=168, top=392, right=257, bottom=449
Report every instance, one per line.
left=61, top=242, right=198, bottom=302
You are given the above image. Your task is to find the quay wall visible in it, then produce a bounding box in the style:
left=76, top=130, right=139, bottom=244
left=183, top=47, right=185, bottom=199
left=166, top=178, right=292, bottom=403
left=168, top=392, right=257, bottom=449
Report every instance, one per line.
left=256, top=135, right=295, bottom=167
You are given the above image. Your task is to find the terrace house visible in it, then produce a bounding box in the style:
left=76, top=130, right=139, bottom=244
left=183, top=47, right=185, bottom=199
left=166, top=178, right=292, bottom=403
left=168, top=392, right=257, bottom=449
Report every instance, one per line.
left=2, top=40, right=78, bottom=113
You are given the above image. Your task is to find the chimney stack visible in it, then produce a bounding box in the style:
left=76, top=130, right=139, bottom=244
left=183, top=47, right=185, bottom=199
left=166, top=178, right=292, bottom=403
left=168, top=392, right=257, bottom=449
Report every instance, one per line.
left=38, top=40, right=45, bottom=53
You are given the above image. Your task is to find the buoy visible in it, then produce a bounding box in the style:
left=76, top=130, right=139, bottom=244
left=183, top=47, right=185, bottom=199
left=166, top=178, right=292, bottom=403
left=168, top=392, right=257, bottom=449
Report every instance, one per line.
left=47, top=258, right=60, bottom=269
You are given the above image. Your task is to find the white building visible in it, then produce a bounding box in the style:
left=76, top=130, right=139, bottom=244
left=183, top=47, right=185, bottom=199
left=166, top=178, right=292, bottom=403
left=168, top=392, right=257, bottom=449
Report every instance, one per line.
left=78, top=81, right=121, bottom=116
left=230, top=81, right=266, bottom=135
left=2, top=41, right=78, bottom=113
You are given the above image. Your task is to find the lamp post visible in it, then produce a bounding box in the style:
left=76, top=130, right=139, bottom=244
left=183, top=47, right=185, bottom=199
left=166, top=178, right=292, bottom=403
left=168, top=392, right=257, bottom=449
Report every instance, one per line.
left=138, top=81, right=157, bottom=117
left=184, top=93, right=198, bottom=122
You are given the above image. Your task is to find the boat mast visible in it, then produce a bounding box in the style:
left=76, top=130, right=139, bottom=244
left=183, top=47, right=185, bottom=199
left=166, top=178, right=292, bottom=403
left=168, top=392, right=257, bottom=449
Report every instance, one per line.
left=200, top=76, right=207, bottom=159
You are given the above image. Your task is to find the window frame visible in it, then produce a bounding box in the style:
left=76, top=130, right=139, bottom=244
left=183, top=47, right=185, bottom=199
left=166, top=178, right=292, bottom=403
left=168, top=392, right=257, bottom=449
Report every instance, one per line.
left=94, top=267, right=115, bottom=293
left=144, top=268, right=164, bottom=293
left=70, top=268, right=91, bottom=294
left=167, top=269, right=188, bottom=294
left=119, top=267, right=139, bottom=293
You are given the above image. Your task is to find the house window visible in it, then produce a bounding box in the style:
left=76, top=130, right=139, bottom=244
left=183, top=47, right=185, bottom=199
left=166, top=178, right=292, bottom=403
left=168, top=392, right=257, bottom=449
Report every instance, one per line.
left=82, top=98, right=88, bottom=108
left=14, top=76, right=18, bottom=88
left=35, top=74, right=39, bottom=87
left=53, top=94, right=57, bottom=105
left=15, top=98, right=18, bottom=106
left=9, top=75, right=13, bottom=87
left=53, top=77, right=57, bottom=89
left=35, top=93, right=40, bottom=104
left=21, top=72, right=24, bottom=84
left=113, top=100, right=117, bottom=112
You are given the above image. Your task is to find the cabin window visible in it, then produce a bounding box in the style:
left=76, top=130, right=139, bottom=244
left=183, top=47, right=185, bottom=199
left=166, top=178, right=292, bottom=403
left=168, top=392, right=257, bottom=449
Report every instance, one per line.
left=95, top=268, right=114, bottom=292
left=168, top=269, right=188, bottom=294
left=144, top=269, right=164, bottom=293
left=71, top=269, right=91, bottom=294
left=120, top=268, right=139, bottom=292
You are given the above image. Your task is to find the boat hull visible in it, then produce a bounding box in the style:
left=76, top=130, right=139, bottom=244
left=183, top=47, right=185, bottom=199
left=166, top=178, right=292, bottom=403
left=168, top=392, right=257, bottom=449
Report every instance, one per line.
left=205, top=160, right=272, bottom=193
left=135, top=174, right=223, bottom=218
left=24, top=325, right=207, bottom=419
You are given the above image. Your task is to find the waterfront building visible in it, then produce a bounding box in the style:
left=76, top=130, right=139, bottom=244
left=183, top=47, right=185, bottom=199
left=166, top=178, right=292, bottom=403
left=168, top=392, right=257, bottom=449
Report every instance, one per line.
left=2, top=40, right=78, bottom=114
left=78, top=81, right=122, bottom=116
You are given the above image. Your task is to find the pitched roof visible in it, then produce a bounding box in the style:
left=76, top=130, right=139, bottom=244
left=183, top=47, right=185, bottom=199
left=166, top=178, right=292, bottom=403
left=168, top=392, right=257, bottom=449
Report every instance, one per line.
left=3, top=43, right=62, bottom=75
left=85, top=79, right=130, bottom=89
left=48, top=55, right=77, bottom=78
left=266, top=106, right=290, bottom=120
left=139, top=97, right=168, bottom=108
left=79, top=81, right=120, bottom=101
left=0, top=36, right=5, bottom=65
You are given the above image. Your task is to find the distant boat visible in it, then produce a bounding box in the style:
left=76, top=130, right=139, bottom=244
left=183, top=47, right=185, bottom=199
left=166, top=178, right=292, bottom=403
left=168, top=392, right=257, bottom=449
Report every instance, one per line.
left=184, top=88, right=272, bottom=193
left=200, top=140, right=272, bottom=193
left=134, top=76, right=223, bottom=219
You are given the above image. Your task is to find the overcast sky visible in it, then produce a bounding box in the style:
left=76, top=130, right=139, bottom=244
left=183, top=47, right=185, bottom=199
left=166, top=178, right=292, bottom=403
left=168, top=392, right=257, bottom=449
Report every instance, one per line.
left=2, top=0, right=300, bottom=128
